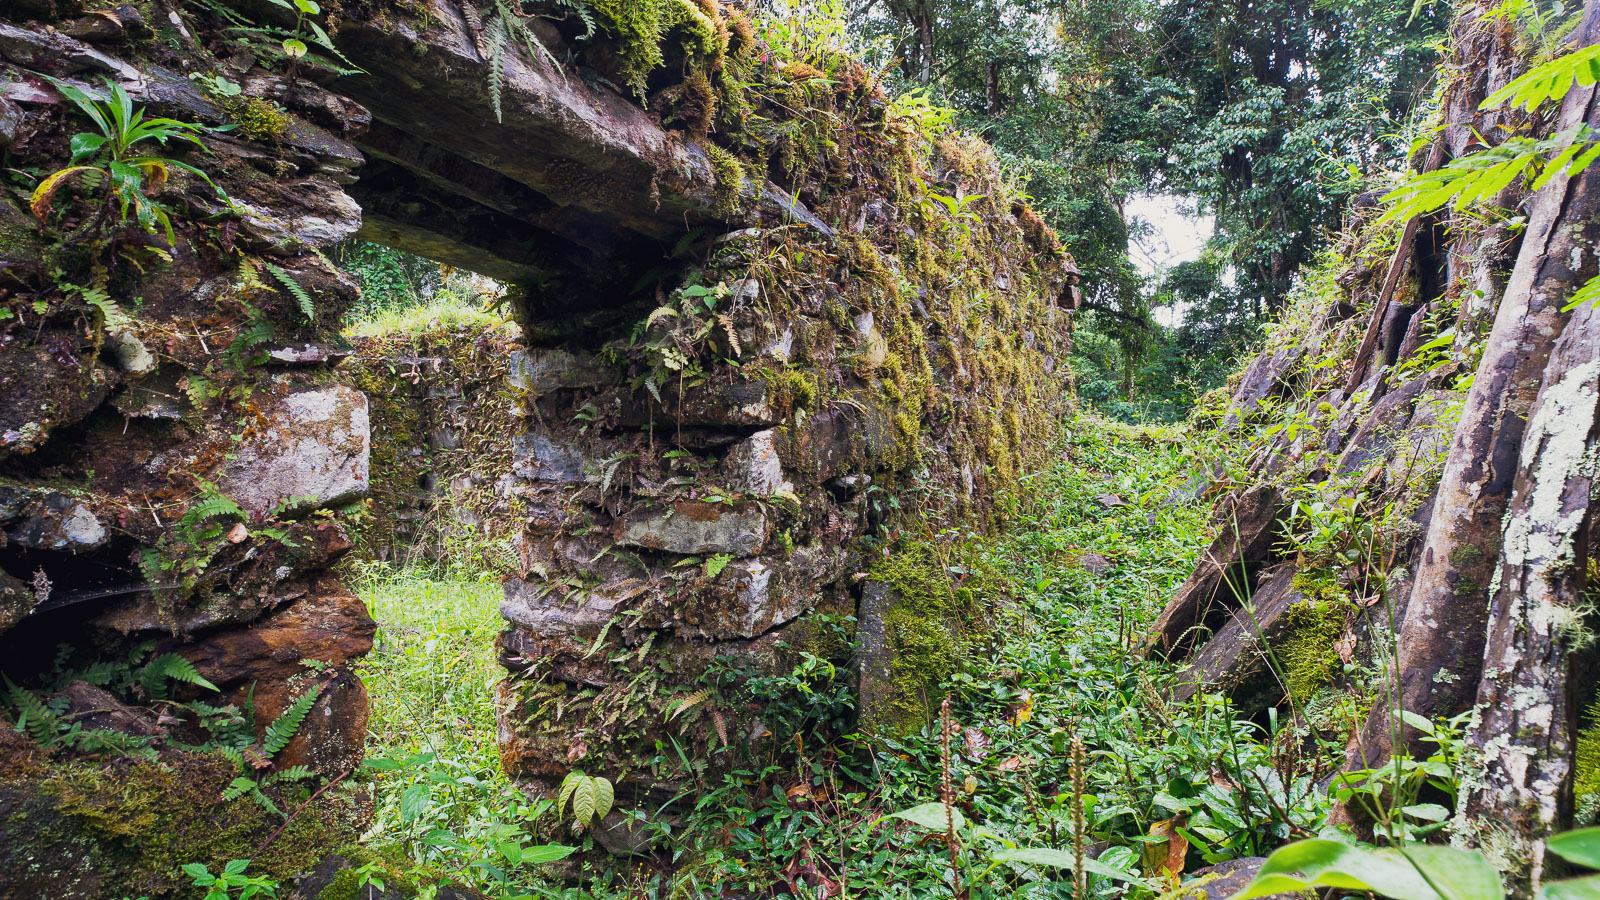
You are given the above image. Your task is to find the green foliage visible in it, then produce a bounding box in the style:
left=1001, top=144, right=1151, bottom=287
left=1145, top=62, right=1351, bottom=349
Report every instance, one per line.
left=183, top=859, right=282, bottom=900
left=556, top=770, right=615, bottom=829
left=31, top=76, right=229, bottom=245
left=265, top=263, right=317, bottom=322
left=1330, top=711, right=1469, bottom=844
left=262, top=689, right=318, bottom=757
left=1233, top=828, right=1600, bottom=900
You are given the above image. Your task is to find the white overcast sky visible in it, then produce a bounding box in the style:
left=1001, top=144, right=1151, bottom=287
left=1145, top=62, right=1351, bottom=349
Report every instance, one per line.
left=1125, top=193, right=1215, bottom=326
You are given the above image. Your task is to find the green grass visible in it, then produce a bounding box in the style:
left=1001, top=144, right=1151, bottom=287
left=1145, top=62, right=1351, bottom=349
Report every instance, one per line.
left=354, top=561, right=505, bottom=770
left=343, top=295, right=513, bottom=339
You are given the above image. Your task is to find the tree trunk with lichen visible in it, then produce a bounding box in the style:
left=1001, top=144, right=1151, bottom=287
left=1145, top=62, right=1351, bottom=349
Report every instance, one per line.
left=1459, top=295, right=1600, bottom=893
left=1348, top=10, right=1600, bottom=772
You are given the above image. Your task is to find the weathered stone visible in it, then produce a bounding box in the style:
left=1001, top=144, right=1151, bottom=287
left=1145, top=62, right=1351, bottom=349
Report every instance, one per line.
left=1333, top=376, right=1426, bottom=475
left=1147, top=484, right=1285, bottom=657
left=1076, top=551, right=1113, bottom=575
left=505, top=347, right=615, bottom=394
left=616, top=501, right=770, bottom=557
left=591, top=809, right=660, bottom=857
left=53, top=680, right=161, bottom=738
left=1171, top=563, right=1305, bottom=703
left=176, top=575, right=376, bottom=687
left=266, top=342, right=353, bottom=366
left=0, top=338, right=116, bottom=460
left=104, top=328, right=155, bottom=375
left=723, top=429, right=793, bottom=496
left=0, top=568, right=34, bottom=634
left=221, top=385, right=370, bottom=517
left=855, top=579, right=897, bottom=732
left=636, top=545, right=849, bottom=639
left=501, top=574, right=649, bottom=637
left=5, top=492, right=107, bottom=551
left=1182, top=858, right=1289, bottom=900
left=511, top=427, right=589, bottom=484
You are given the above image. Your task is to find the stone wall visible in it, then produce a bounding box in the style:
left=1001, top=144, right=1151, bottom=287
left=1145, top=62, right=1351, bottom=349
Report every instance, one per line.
left=0, top=0, right=1077, bottom=886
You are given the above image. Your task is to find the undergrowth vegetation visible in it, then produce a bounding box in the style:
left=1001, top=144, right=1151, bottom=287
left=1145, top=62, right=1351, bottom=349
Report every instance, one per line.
left=342, top=417, right=1371, bottom=898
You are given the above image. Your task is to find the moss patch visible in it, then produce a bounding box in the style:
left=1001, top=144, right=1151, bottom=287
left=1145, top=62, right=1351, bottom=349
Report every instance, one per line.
left=1276, top=599, right=1345, bottom=704
left=862, top=542, right=988, bottom=736
left=0, top=752, right=364, bottom=897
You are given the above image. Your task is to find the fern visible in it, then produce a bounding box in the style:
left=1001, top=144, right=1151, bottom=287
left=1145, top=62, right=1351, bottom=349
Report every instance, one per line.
left=276, top=764, right=315, bottom=782
left=669, top=688, right=713, bottom=721
left=262, top=687, right=318, bottom=757
left=222, top=775, right=255, bottom=801
left=78, top=285, right=132, bottom=332
left=703, top=554, right=733, bottom=579
left=486, top=14, right=509, bottom=124
left=183, top=495, right=244, bottom=528
left=1484, top=42, right=1600, bottom=112
left=265, top=263, right=316, bottom=322
left=217, top=744, right=247, bottom=772
left=226, top=320, right=275, bottom=371
left=1564, top=274, right=1600, bottom=311
left=137, top=653, right=220, bottom=700
left=5, top=675, right=60, bottom=746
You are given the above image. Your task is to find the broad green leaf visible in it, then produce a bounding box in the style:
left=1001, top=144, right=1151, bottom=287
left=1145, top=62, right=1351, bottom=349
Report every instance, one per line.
left=1400, top=846, right=1504, bottom=900
left=1228, top=839, right=1441, bottom=900
left=592, top=776, right=615, bottom=822
left=520, top=845, right=577, bottom=864
left=993, top=847, right=1142, bottom=882
left=1550, top=828, right=1600, bottom=870
left=1400, top=804, right=1450, bottom=822
left=573, top=776, right=596, bottom=826
left=1540, top=875, right=1600, bottom=900
left=879, top=802, right=966, bottom=832
left=222, top=859, right=249, bottom=876
left=282, top=38, right=308, bottom=59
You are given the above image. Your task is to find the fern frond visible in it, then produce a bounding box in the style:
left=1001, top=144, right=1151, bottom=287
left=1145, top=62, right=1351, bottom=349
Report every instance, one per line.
left=262, top=687, right=318, bottom=758
left=275, top=764, right=316, bottom=782
left=217, top=744, right=247, bottom=773
left=265, top=263, right=316, bottom=322
left=222, top=775, right=255, bottom=801
left=487, top=15, right=508, bottom=123
left=668, top=688, right=712, bottom=721
left=138, top=653, right=220, bottom=700
left=5, top=675, right=60, bottom=746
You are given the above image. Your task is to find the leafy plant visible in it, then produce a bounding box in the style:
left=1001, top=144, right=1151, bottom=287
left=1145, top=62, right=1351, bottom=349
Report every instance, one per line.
left=1330, top=711, right=1469, bottom=844
left=218, top=686, right=320, bottom=817
left=182, top=859, right=280, bottom=900
left=879, top=800, right=1142, bottom=892
left=556, top=770, right=615, bottom=831
left=1230, top=827, right=1600, bottom=900
left=31, top=76, right=229, bottom=244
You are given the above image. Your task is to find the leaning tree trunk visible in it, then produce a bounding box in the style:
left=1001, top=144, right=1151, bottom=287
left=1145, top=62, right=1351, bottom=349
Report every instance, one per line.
left=1350, top=5, right=1600, bottom=770
left=1459, top=296, right=1600, bottom=894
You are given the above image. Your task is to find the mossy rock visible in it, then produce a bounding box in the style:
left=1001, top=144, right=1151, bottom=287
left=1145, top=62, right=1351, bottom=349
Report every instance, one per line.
left=0, top=751, right=366, bottom=898
left=856, top=542, right=988, bottom=736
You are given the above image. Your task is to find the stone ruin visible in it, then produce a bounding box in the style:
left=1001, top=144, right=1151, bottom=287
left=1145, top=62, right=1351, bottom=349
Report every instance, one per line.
left=0, top=0, right=1078, bottom=889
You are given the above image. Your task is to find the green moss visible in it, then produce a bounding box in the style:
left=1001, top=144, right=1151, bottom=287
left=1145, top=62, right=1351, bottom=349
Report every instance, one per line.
left=1575, top=698, right=1600, bottom=824
left=1276, top=599, right=1345, bottom=703
left=862, top=543, right=986, bottom=736
left=588, top=0, right=723, bottom=97
left=763, top=366, right=820, bottom=416
left=704, top=141, right=747, bottom=215
left=218, top=95, right=292, bottom=142
left=6, top=752, right=363, bottom=897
